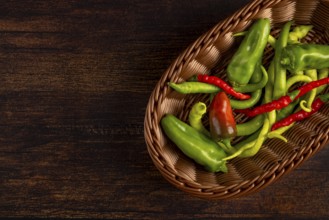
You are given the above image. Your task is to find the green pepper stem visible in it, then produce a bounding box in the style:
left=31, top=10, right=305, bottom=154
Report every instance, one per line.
left=218, top=138, right=236, bottom=155
left=300, top=69, right=318, bottom=112
left=267, top=132, right=288, bottom=142
left=268, top=122, right=295, bottom=141
left=233, top=31, right=247, bottom=37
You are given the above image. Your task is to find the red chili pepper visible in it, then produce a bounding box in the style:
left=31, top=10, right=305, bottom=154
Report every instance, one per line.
left=209, top=92, right=237, bottom=141
left=295, top=77, right=329, bottom=99
left=197, top=74, right=251, bottom=100
left=237, top=77, right=329, bottom=117
left=271, top=96, right=327, bottom=131
left=236, top=90, right=299, bottom=117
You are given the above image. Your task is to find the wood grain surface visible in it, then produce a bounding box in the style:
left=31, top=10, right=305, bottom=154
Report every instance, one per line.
left=0, top=0, right=328, bottom=219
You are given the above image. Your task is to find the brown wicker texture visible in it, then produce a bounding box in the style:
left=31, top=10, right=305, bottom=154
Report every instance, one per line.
left=144, top=0, right=329, bottom=200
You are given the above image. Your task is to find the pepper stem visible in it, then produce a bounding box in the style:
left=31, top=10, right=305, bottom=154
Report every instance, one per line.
left=267, top=132, right=288, bottom=142
left=218, top=138, right=236, bottom=154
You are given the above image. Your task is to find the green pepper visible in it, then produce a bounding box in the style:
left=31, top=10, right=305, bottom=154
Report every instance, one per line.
left=317, top=68, right=329, bottom=94
left=273, top=21, right=292, bottom=100
left=288, top=25, right=313, bottom=44
left=264, top=61, right=276, bottom=127
left=168, top=82, right=221, bottom=94
left=161, top=114, right=228, bottom=173
left=238, top=118, right=270, bottom=158
left=286, top=75, right=313, bottom=92
left=222, top=118, right=270, bottom=160
left=281, top=44, right=329, bottom=72
left=227, top=18, right=271, bottom=86
left=188, top=102, right=210, bottom=137
left=264, top=61, right=275, bottom=103
left=300, top=69, right=317, bottom=112
left=236, top=114, right=265, bottom=136
left=268, top=123, right=295, bottom=141
left=230, top=90, right=262, bottom=109
left=230, top=63, right=266, bottom=109
left=233, top=65, right=269, bottom=93
left=276, top=99, right=299, bottom=121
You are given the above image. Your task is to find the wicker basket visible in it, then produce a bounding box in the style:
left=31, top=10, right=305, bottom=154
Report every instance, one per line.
left=144, top=0, right=329, bottom=200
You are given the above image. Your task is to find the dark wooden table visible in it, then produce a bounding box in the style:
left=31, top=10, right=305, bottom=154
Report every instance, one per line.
left=0, top=0, right=328, bottom=219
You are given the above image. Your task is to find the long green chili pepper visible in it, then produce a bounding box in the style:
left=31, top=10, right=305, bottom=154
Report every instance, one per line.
left=265, top=62, right=275, bottom=100
left=267, top=123, right=295, bottom=142
left=230, top=62, right=264, bottom=109
left=300, top=69, right=317, bottom=112
left=236, top=114, right=265, bottom=136
left=286, top=74, right=312, bottom=92
left=222, top=141, right=255, bottom=160
left=169, top=82, right=221, bottom=94
left=224, top=114, right=266, bottom=159
left=276, top=99, right=299, bottom=121
left=235, top=129, right=261, bottom=150
left=267, top=105, right=276, bottom=129
left=222, top=129, right=262, bottom=161
left=230, top=89, right=262, bottom=109
left=317, top=68, right=329, bottom=94
left=188, top=102, right=210, bottom=137
left=273, top=21, right=292, bottom=100
left=281, top=44, right=329, bottom=72
left=228, top=114, right=296, bottom=158
left=288, top=25, right=313, bottom=44
left=161, top=114, right=228, bottom=173
left=239, top=118, right=270, bottom=158
left=227, top=18, right=271, bottom=86
left=264, top=61, right=276, bottom=127
left=233, top=65, right=268, bottom=93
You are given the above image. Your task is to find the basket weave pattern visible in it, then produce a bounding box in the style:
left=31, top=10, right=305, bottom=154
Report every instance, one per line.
left=144, top=0, right=329, bottom=199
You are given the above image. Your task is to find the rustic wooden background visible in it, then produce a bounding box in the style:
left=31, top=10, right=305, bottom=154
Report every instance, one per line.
left=0, top=0, right=328, bottom=218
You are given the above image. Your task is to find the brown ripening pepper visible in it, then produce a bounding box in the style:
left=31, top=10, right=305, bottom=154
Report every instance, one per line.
left=209, top=92, right=237, bottom=141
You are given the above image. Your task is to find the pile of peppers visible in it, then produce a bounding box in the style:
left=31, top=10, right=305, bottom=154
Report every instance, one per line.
left=161, top=19, right=329, bottom=173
